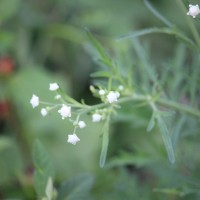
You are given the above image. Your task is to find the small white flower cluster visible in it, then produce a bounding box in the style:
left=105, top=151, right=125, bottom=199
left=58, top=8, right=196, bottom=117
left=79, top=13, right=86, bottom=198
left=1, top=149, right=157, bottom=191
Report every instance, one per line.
left=187, top=4, right=200, bottom=18
left=30, top=82, right=87, bottom=145
left=98, top=85, right=123, bottom=104
left=30, top=82, right=125, bottom=146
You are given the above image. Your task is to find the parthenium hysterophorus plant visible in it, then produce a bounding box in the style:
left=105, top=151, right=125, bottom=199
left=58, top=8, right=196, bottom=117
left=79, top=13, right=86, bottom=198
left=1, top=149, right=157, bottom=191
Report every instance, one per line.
left=30, top=0, right=200, bottom=168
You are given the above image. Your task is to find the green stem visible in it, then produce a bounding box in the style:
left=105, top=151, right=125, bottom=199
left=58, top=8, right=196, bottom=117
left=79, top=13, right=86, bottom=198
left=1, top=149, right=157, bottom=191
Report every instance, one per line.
left=121, top=94, right=200, bottom=118
left=81, top=93, right=200, bottom=118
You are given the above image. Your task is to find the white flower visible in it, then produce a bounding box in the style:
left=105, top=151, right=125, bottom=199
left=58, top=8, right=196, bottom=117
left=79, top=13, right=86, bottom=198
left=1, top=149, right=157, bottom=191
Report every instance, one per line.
left=78, top=121, right=86, bottom=128
left=30, top=94, right=39, bottom=108
left=92, top=113, right=102, bottom=122
left=49, top=83, right=59, bottom=91
left=67, top=133, right=80, bottom=145
left=106, top=91, right=120, bottom=103
left=58, top=104, right=71, bottom=119
left=118, top=85, right=124, bottom=91
left=187, top=4, right=200, bottom=18
left=41, top=108, right=48, bottom=117
left=55, top=94, right=61, bottom=100
left=99, top=89, right=105, bottom=95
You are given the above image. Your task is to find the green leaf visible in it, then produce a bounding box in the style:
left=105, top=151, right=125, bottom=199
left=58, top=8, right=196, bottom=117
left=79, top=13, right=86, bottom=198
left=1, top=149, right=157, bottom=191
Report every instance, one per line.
left=117, top=27, right=197, bottom=50
left=106, top=151, right=152, bottom=168
left=45, top=24, right=85, bottom=43
left=99, top=116, right=110, bottom=168
left=90, top=71, right=112, bottom=78
left=0, top=31, right=14, bottom=52
left=32, top=139, right=55, bottom=198
left=57, top=173, right=94, bottom=200
left=143, top=0, right=173, bottom=27
left=0, top=0, right=21, bottom=21
left=0, top=136, right=12, bottom=152
left=86, top=29, right=113, bottom=69
left=156, top=117, right=175, bottom=164
left=146, top=112, right=156, bottom=132
left=62, top=93, right=83, bottom=107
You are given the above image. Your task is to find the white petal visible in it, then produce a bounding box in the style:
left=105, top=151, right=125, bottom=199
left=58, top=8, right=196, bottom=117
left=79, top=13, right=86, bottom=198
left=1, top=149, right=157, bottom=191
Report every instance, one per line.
left=99, top=89, right=105, bottom=95
left=49, top=83, right=59, bottom=91
left=67, top=134, right=80, bottom=145
left=78, top=121, right=86, bottom=128
left=30, top=94, right=39, bottom=108
left=58, top=104, right=71, bottom=119
left=41, top=108, right=48, bottom=117
left=92, top=113, right=102, bottom=122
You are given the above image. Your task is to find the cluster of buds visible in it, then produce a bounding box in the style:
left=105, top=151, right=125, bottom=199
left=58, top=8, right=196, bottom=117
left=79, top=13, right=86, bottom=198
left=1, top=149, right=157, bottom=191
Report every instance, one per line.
left=30, top=82, right=123, bottom=145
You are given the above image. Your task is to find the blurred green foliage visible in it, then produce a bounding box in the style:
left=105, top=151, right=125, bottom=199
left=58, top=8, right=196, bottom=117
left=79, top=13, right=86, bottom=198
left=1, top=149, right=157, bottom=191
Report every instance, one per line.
left=0, top=0, right=200, bottom=199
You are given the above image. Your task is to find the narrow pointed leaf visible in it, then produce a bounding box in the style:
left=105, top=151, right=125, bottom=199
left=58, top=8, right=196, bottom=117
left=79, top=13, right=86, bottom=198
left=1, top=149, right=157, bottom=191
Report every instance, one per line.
left=143, top=0, right=173, bottom=27
left=99, top=117, right=110, bottom=168
left=117, top=27, right=196, bottom=50
left=156, top=117, right=175, bottom=164
left=90, top=71, right=112, bottom=78
left=86, top=29, right=113, bottom=69
left=146, top=112, right=156, bottom=132
left=57, top=174, right=94, bottom=200
left=32, top=140, right=55, bottom=198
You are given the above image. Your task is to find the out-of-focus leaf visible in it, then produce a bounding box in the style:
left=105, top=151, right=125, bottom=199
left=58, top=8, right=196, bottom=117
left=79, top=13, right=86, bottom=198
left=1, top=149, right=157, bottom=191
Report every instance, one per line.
left=57, top=173, right=94, bottom=200
left=0, top=0, right=21, bottom=21
left=90, top=71, right=112, bottom=78
left=117, top=27, right=197, bottom=50
left=86, top=29, right=114, bottom=69
left=33, top=139, right=55, bottom=198
left=0, top=31, right=14, bottom=52
left=99, top=116, right=110, bottom=168
left=0, top=136, right=12, bottom=152
left=45, top=24, right=85, bottom=43
left=153, top=187, right=200, bottom=197
left=106, top=151, right=152, bottom=168
left=143, top=0, right=173, bottom=27
left=0, top=139, right=22, bottom=184
left=146, top=112, right=156, bottom=132
left=156, top=117, right=175, bottom=164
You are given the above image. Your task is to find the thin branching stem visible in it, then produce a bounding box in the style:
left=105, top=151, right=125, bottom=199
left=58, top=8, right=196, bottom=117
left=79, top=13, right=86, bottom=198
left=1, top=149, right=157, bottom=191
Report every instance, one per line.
left=82, top=93, right=200, bottom=118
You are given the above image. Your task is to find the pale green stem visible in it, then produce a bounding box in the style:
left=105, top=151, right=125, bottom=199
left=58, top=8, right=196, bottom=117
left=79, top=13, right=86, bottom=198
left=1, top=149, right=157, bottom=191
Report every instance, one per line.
left=80, top=93, right=200, bottom=118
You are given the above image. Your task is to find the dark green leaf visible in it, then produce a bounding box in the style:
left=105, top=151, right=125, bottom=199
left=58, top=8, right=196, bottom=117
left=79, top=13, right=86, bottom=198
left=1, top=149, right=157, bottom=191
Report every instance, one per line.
left=86, top=29, right=113, bottom=69
left=156, top=117, right=175, bottom=164
left=117, top=27, right=197, bottom=50
left=99, top=117, right=110, bottom=168
left=146, top=112, right=156, bottom=132
left=90, top=71, right=112, bottom=78
left=57, top=173, right=94, bottom=200
left=32, top=139, right=55, bottom=198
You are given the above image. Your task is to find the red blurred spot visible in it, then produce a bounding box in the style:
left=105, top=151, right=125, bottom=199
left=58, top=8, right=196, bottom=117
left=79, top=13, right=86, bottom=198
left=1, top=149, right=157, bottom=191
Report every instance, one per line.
left=0, top=101, right=10, bottom=118
left=0, top=57, right=14, bottom=75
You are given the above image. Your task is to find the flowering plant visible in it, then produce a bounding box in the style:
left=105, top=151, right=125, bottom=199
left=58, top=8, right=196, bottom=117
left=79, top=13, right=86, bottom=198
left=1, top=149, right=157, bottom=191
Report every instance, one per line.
left=26, top=1, right=200, bottom=199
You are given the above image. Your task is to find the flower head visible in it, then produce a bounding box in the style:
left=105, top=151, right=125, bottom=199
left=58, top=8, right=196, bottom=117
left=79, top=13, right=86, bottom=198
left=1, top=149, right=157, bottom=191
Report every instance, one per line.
left=78, top=121, right=86, bottom=128
left=99, top=89, right=105, bottom=95
left=30, top=94, right=39, bottom=108
left=67, top=133, right=80, bottom=145
left=92, top=113, right=102, bottom=122
left=49, top=83, right=59, bottom=91
left=58, top=104, right=71, bottom=119
left=187, top=4, right=200, bottom=18
left=41, top=108, right=48, bottom=117
left=106, top=91, right=120, bottom=103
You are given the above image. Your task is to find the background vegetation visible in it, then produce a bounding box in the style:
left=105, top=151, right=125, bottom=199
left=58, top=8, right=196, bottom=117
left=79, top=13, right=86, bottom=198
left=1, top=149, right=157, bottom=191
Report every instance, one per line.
left=0, top=0, right=200, bottom=199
